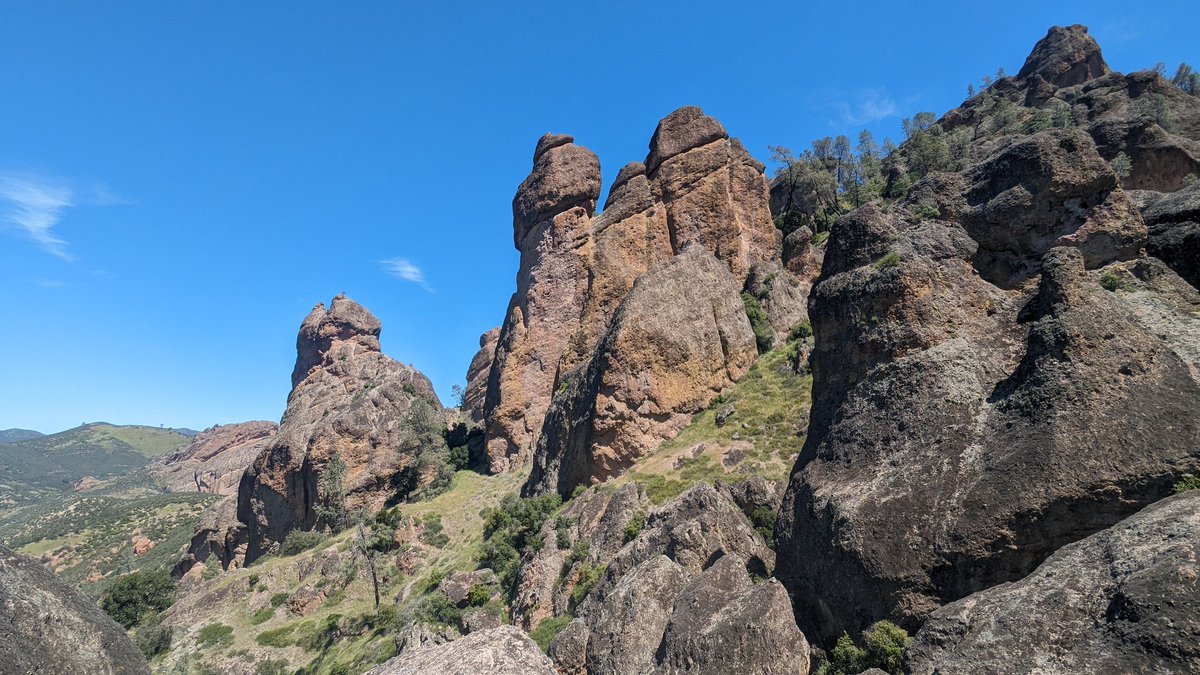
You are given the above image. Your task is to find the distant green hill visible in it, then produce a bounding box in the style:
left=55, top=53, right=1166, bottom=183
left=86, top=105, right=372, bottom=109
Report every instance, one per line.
left=0, top=429, right=43, bottom=443
left=0, top=423, right=191, bottom=507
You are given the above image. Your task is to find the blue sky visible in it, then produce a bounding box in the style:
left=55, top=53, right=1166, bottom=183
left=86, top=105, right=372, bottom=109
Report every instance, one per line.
left=0, top=2, right=1194, bottom=433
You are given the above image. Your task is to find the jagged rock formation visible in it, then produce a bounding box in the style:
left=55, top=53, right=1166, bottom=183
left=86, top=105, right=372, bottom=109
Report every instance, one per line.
left=907, top=490, right=1200, bottom=673
left=484, top=107, right=779, bottom=474
left=462, top=327, right=500, bottom=424
left=776, top=25, right=1200, bottom=643
left=524, top=246, right=758, bottom=496
left=366, top=625, right=555, bottom=675
left=177, top=295, right=444, bottom=571
left=151, top=421, right=277, bottom=494
left=0, top=544, right=150, bottom=674
left=744, top=260, right=811, bottom=349
left=540, top=484, right=805, bottom=675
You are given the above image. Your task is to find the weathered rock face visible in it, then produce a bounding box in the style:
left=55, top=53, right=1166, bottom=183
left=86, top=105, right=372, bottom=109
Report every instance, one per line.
left=777, top=58, right=1200, bottom=641
left=1015, top=24, right=1110, bottom=90
left=745, top=260, right=811, bottom=349
left=516, top=483, right=805, bottom=675
left=235, top=295, right=442, bottom=564
left=366, top=625, right=555, bottom=675
left=524, top=246, right=758, bottom=496
left=1142, top=182, right=1200, bottom=287
left=462, top=328, right=499, bottom=424
left=151, top=421, right=277, bottom=495
left=174, top=495, right=246, bottom=578
left=0, top=544, right=150, bottom=675
left=484, top=107, right=780, bottom=475
left=908, top=490, right=1200, bottom=674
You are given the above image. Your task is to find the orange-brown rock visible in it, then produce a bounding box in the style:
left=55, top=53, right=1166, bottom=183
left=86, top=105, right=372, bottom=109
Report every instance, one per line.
left=461, top=328, right=499, bottom=424
left=525, top=246, right=758, bottom=496
left=234, top=295, right=443, bottom=564
left=151, top=421, right=277, bottom=495
left=484, top=107, right=780, bottom=475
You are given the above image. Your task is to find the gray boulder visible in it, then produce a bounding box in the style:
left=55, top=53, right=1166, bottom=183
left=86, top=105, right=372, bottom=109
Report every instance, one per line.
left=908, top=490, right=1200, bottom=674
left=368, top=625, right=555, bottom=675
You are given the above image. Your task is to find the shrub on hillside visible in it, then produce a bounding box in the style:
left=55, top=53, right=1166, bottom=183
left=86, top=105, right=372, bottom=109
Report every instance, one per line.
left=479, top=492, right=562, bottom=593
left=741, top=292, right=775, bottom=353
left=815, top=620, right=910, bottom=675
left=100, top=569, right=176, bottom=629
left=280, top=529, right=327, bottom=556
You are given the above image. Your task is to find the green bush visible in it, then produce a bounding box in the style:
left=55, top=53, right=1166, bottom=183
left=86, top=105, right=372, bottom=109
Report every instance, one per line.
left=448, top=445, right=470, bottom=471
left=420, top=512, right=450, bottom=548
left=297, top=614, right=341, bottom=652
left=570, top=563, right=606, bottom=609
left=269, top=592, right=289, bottom=608
left=873, top=251, right=901, bottom=269
left=479, top=493, right=563, bottom=593
left=1100, top=271, right=1124, bottom=292
left=254, top=659, right=290, bottom=675
left=134, top=617, right=173, bottom=659
left=196, top=622, right=235, bottom=649
left=1173, top=475, right=1200, bottom=493
left=467, top=585, right=493, bottom=607
left=555, top=516, right=571, bottom=549
left=816, top=621, right=910, bottom=675
left=623, top=512, right=646, bottom=543
left=741, top=292, right=775, bottom=353
left=100, top=569, right=176, bottom=629
left=256, top=624, right=297, bottom=648
left=531, top=616, right=572, bottom=653
left=280, top=529, right=327, bottom=556
left=250, top=606, right=275, bottom=625
left=788, top=321, right=813, bottom=341
left=750, top=507, right=778, bottom=545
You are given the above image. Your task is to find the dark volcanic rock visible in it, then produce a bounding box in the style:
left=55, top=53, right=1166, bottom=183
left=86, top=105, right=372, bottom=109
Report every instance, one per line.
left=523, top=246, right=757, bottom=497
left=0, top=544, right=149, bottom=675
left=908, top=490, right=1200, bottom=674
left=367, top=625, right=555, bottom=675
left=1142, top=182, right=1200, bottom=287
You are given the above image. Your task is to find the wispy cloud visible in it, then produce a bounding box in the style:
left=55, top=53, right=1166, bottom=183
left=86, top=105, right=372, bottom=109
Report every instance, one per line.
left=833, top=89, right=899, bottom=127
left=0, top=172, right=75, bottom=260
left=381, top=257, right=434, bottom=291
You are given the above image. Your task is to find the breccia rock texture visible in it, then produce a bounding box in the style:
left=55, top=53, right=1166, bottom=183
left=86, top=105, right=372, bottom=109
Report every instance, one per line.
left=151, top=421, right=277, bottom=494
left=907, top=490, right=1200, bottom=674
left=181, top=295, right=445, bottom=568
left=0, top=544, right=150, bottom=675
left=462, top=327, right=500, bottom=424
left=536, top=484, right=806, bottom=675
left=483, top=107, right=779, bottom=475
left=365, top=625, right=555, bottom=675
left=776, top=26, right=1200, bottom=643
left=524, top=245, right=757, bottom=497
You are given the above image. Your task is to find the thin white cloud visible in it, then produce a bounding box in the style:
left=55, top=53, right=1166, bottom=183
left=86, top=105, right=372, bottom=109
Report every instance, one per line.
left=0, top=172, right=75, bottom=260
left=834, top=89, right=899, bottom=127
left=381, top=257, right=434, bottom=291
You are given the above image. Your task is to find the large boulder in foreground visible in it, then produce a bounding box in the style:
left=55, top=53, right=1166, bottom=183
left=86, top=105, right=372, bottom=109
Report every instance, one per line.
left=0, top=544, right=149, bottom=675
left=365, top=625, right=555, bottom=675
left=541, top=485, right=805, bottom=675
left=908, top=490, right=1200, bottom=674
left=237, top=295, right=443, bottom=564
left=524, top=246, right=757, bottom=497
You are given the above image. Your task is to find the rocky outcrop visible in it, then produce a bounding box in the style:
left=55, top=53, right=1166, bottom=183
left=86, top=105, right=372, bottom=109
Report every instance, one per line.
left=484, top=107, right=779, bottom=475
left=524, top=484, right=804, bottom=675
left=524, top=246, right=758, bottom=496
left=776, top=28, right=1200, bottom=643
left=0, top=544, right=149, bottom=675
left=151, top=421, right=277, bottom=495
left=939, top=25, right=1200, bottom=193
left=1142, top=182, right=1200, bottom=287
left=744, top=260, right=811, bottom=349
left=238, top=295, right=443, bottom=563
left=174, top=496, right=246, bottom=578
left=366, top=625, right=555, bottom=675
left=462, top=328, right=499, bottom=424
left=908, top=490, right=1200, bottom=674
